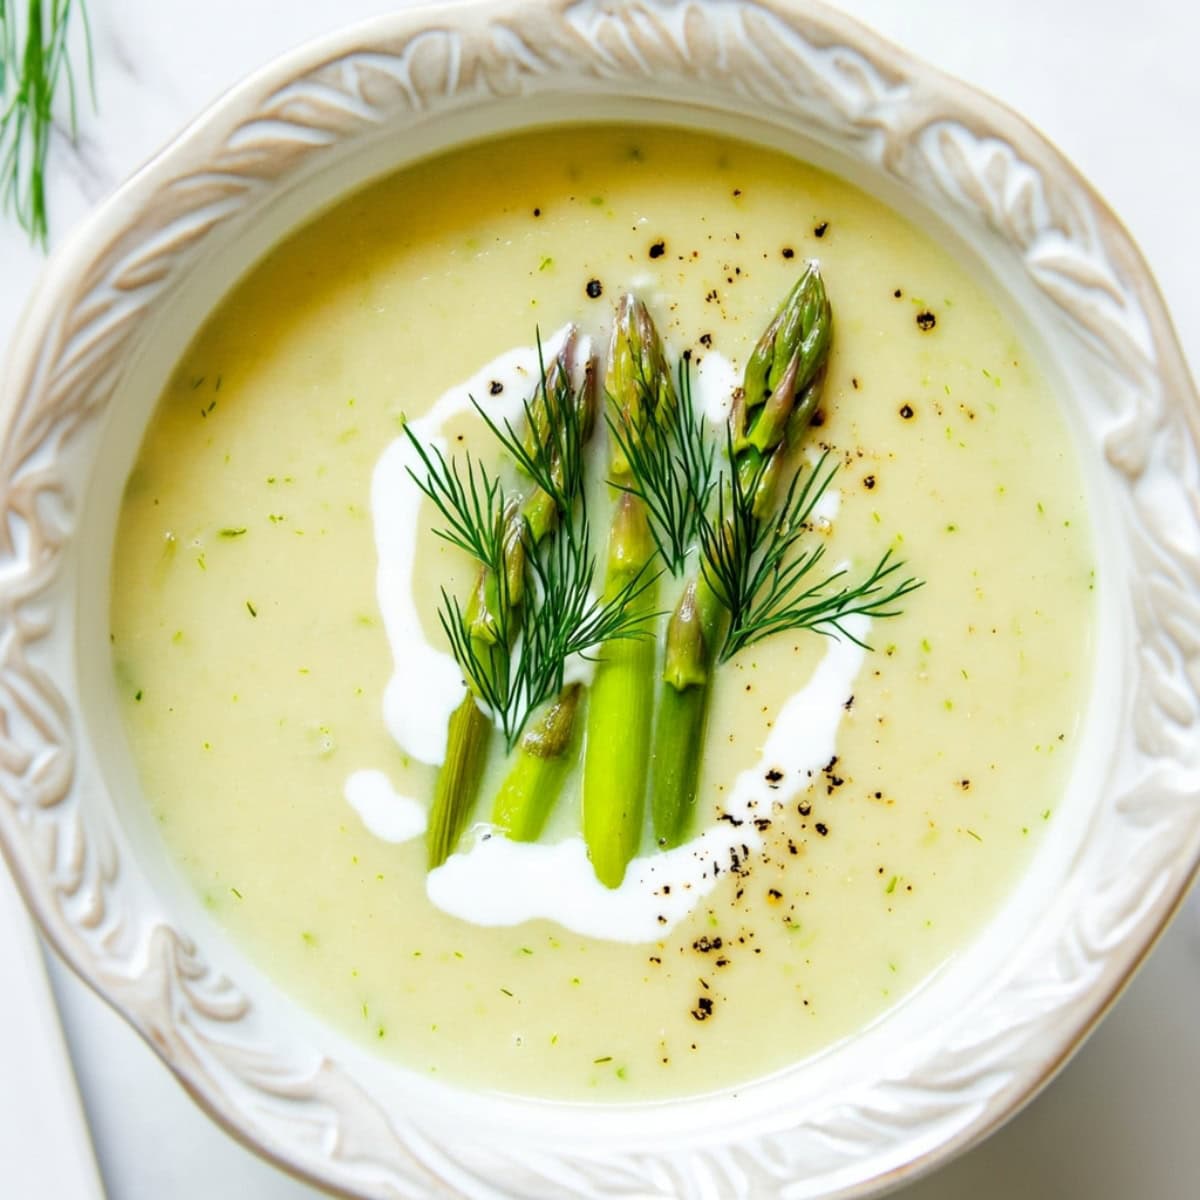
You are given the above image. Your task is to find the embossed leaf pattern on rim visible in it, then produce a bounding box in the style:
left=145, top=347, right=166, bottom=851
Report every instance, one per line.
left=1, top=1, right=1198, bottom=1198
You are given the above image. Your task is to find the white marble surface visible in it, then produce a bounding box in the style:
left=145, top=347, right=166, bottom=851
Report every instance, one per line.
left=2, top=1, right=1199, bottom=1197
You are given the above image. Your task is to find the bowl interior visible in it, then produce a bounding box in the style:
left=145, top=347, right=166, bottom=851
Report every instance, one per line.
left=70, top=87, right=1123, bottom=1163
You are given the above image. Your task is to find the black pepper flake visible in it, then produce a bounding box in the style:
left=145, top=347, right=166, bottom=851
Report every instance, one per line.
left=864, top=474, right=876, bottom=490
left=693, top=935, right=723, bottom=953
left=585, top=278, right=603, bottom=299
left=797, top=801, right=812, bottom=817
left=717, top=812, right=744, bottom=827
left=809, top=409, right=825, bottom=427
left=899, top=403, right=915, bottom=420
left=765, top=767, right=784, bottom=786
left=851, top=377, right=860, bottom=389
left=692, top=997, right=715, bottom=1021
left=488, top=380, right=504, bottom=396
left=767, top=888, right=783, bottom=901
left=782, top=246, right=795, bottom=259
left=813, top=221, right=828, bottom=238
left=893, top=288, right=903, bottom=298
left=533, top=207, right=542, bottom=217
left=732, top=188, right=742, bottom=197
left=916, top=310, right=937, bottom=331
left=699, top=333, right=713, bottom=347
left=649, top=240, right=666, bottom=259
left=843, top=695, right=854, bottom=711
left=815, top=822, right=829, bottom=837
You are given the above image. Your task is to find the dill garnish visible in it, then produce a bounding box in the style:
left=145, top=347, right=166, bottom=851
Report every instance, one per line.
left=606, top=354, right=714, bottom=575
left=407, top=337, right=657, bottom=754
left=698, top=440, right=920, bottom=659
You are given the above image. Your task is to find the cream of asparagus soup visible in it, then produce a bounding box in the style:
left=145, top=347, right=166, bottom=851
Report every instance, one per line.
left=110, top=126, right=1094, bottom=1099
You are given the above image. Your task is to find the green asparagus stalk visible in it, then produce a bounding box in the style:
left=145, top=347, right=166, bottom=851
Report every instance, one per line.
left=426, top=332, right=589, bottom=868
left=491, top=683, right=584, bottom=841
left=428, top=693, right=494, bottom=867
left=650, top=264, right=832, bottom=848
left=582, top=295, right=675, bottom=888
left=481, top=342, right=601, bottom=843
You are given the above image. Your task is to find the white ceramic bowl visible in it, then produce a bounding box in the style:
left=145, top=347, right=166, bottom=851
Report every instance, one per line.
left=3, top=2, right=1198, bottom=1196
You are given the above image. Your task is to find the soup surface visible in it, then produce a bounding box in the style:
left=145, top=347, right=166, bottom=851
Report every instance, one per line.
left=111, top=125, right=1094, bottom=1099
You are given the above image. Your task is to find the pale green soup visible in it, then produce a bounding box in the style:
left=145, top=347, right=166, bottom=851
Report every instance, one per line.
left=110, top=126, right=1093, bottom=1100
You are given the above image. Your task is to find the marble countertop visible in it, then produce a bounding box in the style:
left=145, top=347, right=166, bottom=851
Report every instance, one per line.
left=2, top=1, right=1198, bottom=1197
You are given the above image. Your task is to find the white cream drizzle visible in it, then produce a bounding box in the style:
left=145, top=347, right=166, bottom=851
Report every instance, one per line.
left=426, top=616, right=868, bottom=943
left=344, top=770, right=427, bottom=843
left=693, top=350, right=739, bottom=424
left=352, top=332, right=862, bottom=945
left=370, top=327, right=575, bottom=765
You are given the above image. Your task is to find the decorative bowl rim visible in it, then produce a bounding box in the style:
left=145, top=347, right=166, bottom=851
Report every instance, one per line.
left=2, top=1, right=1199, bottom=1197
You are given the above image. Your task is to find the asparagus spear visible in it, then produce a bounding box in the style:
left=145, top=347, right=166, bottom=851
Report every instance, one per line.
left=491, top=683, right=584, bottom=841
left=426, top=332, right=589, bottom=868
left=581, top=296, right=675, bottom=888
left=650, top=264, right=833, bottom=848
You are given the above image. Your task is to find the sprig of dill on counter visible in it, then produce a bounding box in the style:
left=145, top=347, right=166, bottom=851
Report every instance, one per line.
left=0, top=0, right=94, bottom=245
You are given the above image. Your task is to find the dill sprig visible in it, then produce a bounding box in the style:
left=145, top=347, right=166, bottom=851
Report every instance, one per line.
left=402, top=433, right=507, bottom=568
left=408, top=361, right=656, bottom=752
left=607, top=352, right=714, bottom=575
left=472, top=334, right=590, bottom=522
left=0, top=0, right=94, bottom=246
left=518, top=511, right=656, bottom=732
left=698, top=440, right=921, bottom=659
